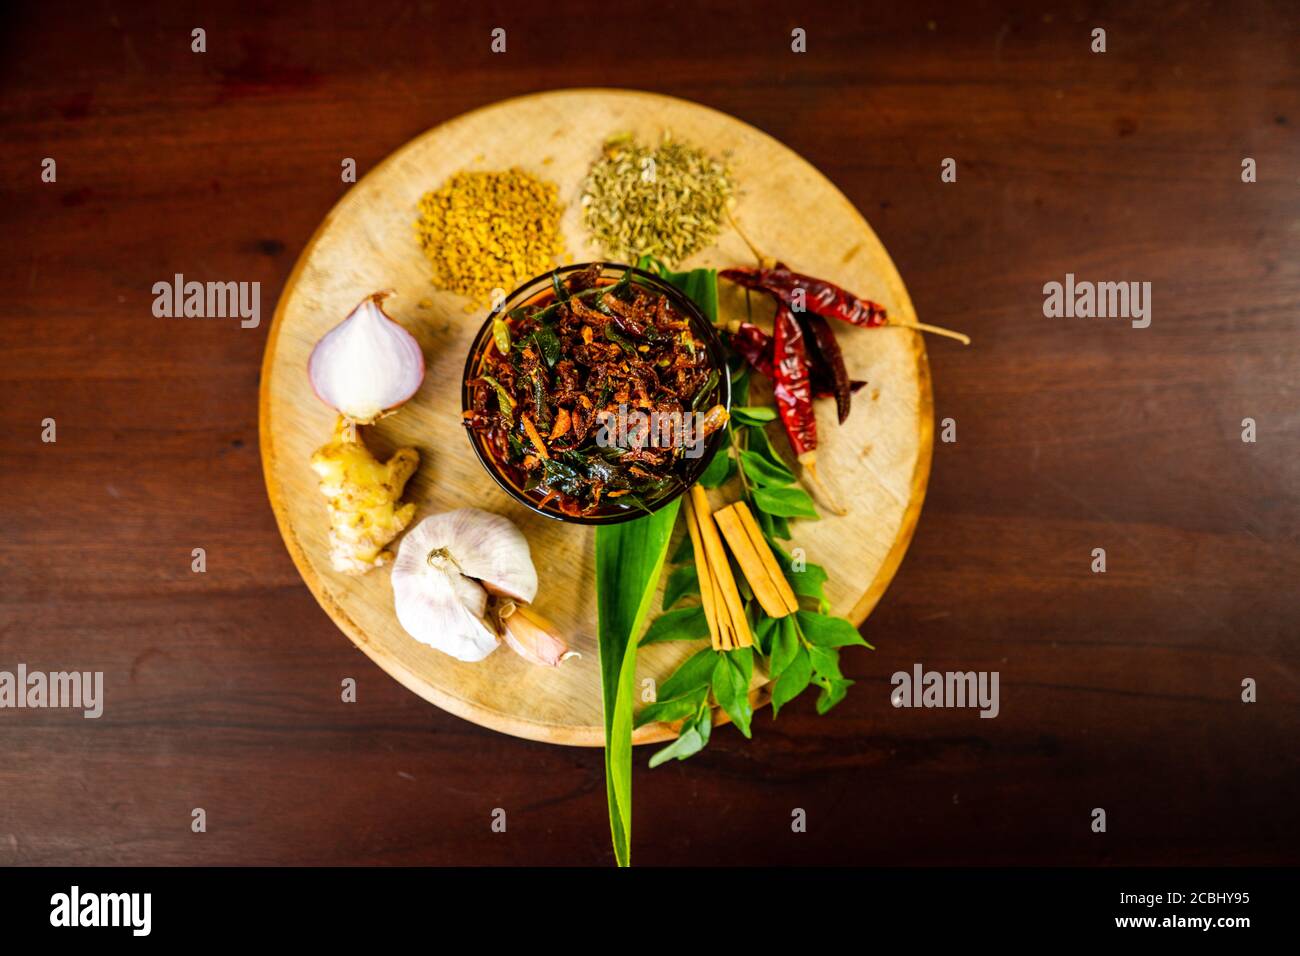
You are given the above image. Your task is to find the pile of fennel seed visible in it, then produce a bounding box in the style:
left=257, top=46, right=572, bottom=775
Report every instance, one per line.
left=580, top=132, right=734, bottom=266
left=413, top=168, right=567, bottom=309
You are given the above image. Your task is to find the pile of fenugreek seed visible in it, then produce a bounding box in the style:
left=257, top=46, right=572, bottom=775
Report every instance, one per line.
left=413, top=168, right=566, bottom=307
left=580, top=132, right=734, bottom=266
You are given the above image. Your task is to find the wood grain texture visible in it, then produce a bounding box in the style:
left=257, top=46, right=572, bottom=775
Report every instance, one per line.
left=0, top=0, right=1297, bottom=866
left=260, top=89, right=930, bottom=745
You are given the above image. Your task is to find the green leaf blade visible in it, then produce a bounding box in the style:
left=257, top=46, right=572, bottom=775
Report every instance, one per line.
left=815, top=677, right=854, bottom=714
left=662, top=564, right=700, bottom=610
left=769, top=616, right=800, bottom=682
left=648, top=724, right=705, bottom=768
left=731, top=405, right=777, bottom=424
left=657, top=647, right=718, bottom=700
left=711, top=648, right=754, bottom=738
left=640, top=605, right=710, bottom=645
left=634, top=686, right=708, bottom=729
left=797, top=610, right=870, bottom=648
left=698, top=447, right=736, bottom=488
left=753, top=486, right=820, bottom=519
left=595, top=500, right=681, bottom=867
left=771, top=645, right=812, bottom=717
left=738, top=449, right=796, bottom=486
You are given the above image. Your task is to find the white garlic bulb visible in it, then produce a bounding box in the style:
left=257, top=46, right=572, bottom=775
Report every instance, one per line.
left=390, top=508, right=542, bottom=663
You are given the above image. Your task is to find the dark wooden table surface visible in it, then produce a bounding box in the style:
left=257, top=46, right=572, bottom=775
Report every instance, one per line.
left=2, top=0, right=1296, bottom=866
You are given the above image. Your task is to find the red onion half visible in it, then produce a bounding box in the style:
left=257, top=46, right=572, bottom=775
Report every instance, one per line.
left=307, top=291, right=425, bottom=423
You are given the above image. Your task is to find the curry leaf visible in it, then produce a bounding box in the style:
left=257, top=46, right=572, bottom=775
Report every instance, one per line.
left=699, top=446, right=735, bottom=488
left=769, top=615, right=800, bottom=681
left=648, top=709, right=710, bottom=768
left=753, top=614, right=780, bottom=655
left=797, top=610, right=870, bottom=648
left=771, top=645, right=812, bottom=717
left=669, top=528, right=693, bottom=563
left=634, top=685, right=708, bottom=729
left=739, top=448, right=795, bottom=486
left=657, top=647, right=719, bottom=700
left=815, top=676, right=854, bottom=715
left=788, top=560, right=829, bottom=607
left=640, top=605, right=709, bottom=645
left=768, top=543, right=828, bottom=609
left=533, top=324, right=561, bottom=367
left=730, top=368, right=751, bottom=406
left=711, top=648, right=754, bottom=738
left=692, top=368, right=721, bottom=411
left=745, top=421, right=785, bottom=465
left=808, top=644, right=843, bottom=680
left=753, top=486, right=820, bottom=519
left=662, top=564, right=699, bottom=610
left=732, top=406, right=777, bottom=425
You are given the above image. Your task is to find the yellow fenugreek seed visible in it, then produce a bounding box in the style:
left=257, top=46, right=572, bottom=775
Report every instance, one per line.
left=413, top=167, right=565, bottom=307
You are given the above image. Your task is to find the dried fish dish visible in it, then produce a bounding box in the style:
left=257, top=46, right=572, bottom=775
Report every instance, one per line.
left=463, top=263, right=730, bottom=521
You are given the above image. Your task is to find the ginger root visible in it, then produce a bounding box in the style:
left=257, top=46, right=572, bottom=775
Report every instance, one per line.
left=310, top=417, right=419, bottom=574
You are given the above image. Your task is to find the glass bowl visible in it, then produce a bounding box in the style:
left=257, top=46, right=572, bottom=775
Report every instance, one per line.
left=461, top=262, right=732, bottom=525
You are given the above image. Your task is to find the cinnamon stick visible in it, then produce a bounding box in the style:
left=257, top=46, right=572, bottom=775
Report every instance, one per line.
left=714, top=503, right=792, bottom=618
left=683, top=493, right=722, bottom=651
left=690, top=485, right=753, bottom=648
left=732, top=501, right=799, bottom=614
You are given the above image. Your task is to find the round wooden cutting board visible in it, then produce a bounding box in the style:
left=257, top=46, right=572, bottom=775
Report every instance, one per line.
left=260, top=89, right=931, bottom=746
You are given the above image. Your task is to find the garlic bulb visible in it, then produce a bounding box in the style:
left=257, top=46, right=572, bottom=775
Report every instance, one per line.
left=391, top=508, right=544, bottom=663
left=308, top=291, right=425, bottom=424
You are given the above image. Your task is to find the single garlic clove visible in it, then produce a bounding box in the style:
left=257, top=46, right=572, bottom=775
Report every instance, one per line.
left=308, top=291, right=425, bottom=424
left=499, top=603, right=576, bottom=668
left=392, top=533, right=500, bottom=662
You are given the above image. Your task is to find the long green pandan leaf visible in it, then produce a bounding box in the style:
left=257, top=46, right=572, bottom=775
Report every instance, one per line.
left=595, top=262, right=716, bottom=866
left=594, top=500, right=681, bottom=867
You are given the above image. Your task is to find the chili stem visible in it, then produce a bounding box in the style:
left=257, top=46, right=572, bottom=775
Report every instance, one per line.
left=725, top=208, right=776, bottom=270
left=721, top=222, right=973, bottom=347
left=890, top=320, right=972, bottom=345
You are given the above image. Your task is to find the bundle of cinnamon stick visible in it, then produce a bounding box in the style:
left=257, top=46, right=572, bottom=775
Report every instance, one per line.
left=684, top=485, right=800, bottom=651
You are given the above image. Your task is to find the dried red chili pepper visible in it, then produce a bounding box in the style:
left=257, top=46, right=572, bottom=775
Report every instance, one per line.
left=721, top=264, right=970, bottom=344
left=795, top=311, right=852, bottom=424
left=721, top=264, right=887, bottom=328
left=728, top=321, right=864, bottom=402
left=771, top=306, right=845, bottom=513
left=771, top=305, right=816, bottom=458
left=729, top=321, right=776, bottom=378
